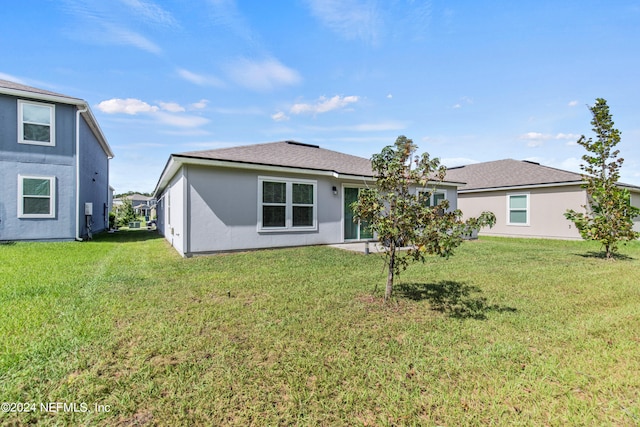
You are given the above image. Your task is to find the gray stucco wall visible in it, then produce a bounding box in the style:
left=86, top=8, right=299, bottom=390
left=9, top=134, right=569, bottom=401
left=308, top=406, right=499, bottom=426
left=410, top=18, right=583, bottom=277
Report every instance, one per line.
left=185, top=165, right=346, bottom=254
left=458, top=185, right=585, bottom=239
left=156, top=163, right=461, bottom=256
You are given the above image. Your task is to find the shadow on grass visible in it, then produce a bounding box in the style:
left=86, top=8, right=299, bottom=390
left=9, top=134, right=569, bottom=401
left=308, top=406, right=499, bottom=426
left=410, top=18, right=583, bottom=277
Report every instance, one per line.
left=396, top=281, right=517, bottom=320
left=575, top=251, right=635, bottom=261
left=92, top=229, right=163, bottom=243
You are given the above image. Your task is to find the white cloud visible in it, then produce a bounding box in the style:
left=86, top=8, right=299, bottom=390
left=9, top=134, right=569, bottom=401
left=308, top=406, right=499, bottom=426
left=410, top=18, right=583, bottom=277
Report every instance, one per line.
left=527, top=140, right=544, bottom=148
left=207, top=0, right=255, bottom=42
left=177, top=68, right=225, bottom=87
left=96, top=97, right=209, bottom=128
left=61, top=0, right=166, bottom=54
left=97, top=98, right=159, bottom=115
left=568, top=100, right=579, bottom=107
left=190, top=99, right=209, bottom=110
left=154, top=111, right=209, bottom=128
left=520, top=132, right=581, bottom=146
left=441, top=158, right=479, bottom=168
left=291, top=95, right=359, bottom=115
left=158, top=102, right=185, bottom=113
left=0, top=72, right=26, bottom=84
left=560, top=157, right=582, bottom=173
left=386, top=93, right=393, bottom=99
left=102, top=23, right=162, bottom=54
left=119, top=0, right=178, bottom=27
left=452, top=96, right=473, bottom=109
left=271, top=111, right=289, bottom=121
left=225, top=58, right=301, bottom=91
left=521, top=132, right=547, bottom=140
left=306, top=0, right=380, bottom=44
left=305, top=120, right=406, bottom=132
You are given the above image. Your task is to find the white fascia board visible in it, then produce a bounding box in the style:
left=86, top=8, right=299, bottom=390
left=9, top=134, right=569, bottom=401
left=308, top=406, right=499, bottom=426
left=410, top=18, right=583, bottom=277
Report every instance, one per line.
left=79, top=108, right=114, bottom=159
left=1, top=86, right=114, bottom=159
left=153, top=155, right=377, bottom=196
left=0, top=87, right=85, bottom=106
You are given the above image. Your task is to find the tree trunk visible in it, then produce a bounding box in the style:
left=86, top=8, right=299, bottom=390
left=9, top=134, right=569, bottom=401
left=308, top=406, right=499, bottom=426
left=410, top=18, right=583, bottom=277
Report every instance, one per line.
left=385, top=243, right=395, bottom=302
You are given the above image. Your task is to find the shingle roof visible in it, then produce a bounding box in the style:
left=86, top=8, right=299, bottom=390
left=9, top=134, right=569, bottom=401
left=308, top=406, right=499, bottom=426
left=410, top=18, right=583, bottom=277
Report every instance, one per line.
left=176, top=140, right=375, bottom=177
left=445, top=159, right=583, bottom=191
left=0, top=79, right=83, bottom=102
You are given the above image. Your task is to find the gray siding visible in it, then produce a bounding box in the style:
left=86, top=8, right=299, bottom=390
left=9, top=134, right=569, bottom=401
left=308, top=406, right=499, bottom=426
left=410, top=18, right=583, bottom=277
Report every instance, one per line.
left=0, top=95, right=76, bottom=240
left=78, top=115, right=110, bottom=234
left=0, top=94, right=110, bottom=241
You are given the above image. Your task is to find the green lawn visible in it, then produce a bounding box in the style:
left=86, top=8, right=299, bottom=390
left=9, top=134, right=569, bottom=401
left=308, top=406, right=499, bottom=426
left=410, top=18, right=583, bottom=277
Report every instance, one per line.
left=1, top=232, right=639, bottom=426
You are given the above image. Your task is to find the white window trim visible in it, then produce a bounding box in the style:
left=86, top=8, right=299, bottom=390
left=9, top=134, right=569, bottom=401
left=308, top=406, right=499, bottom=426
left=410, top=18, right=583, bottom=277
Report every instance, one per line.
left=416, top=188, right=448, bottom=207
left=18, top=175, right=56, bottom=218
left=257, top=176, right=318, bottom=232
left=507, top=193, right=530, bottom=226
left=18, top=100, right=56, bottom=146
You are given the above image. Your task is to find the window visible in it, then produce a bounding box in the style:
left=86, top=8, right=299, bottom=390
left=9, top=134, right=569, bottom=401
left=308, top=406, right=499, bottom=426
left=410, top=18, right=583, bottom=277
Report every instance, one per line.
left=417, top=189, right=447, bottom=207
left=508, top=194, right=529, bottom=225
left=18, top=100, right=55, bottom=146
left=258, top=177, right=317, bottom=231
left=18, top=175, right=55, bottom=218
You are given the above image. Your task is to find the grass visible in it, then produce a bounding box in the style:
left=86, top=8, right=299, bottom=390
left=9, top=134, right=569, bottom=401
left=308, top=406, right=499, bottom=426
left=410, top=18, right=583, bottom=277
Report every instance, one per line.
left=1, top=232, right=639, bottom=426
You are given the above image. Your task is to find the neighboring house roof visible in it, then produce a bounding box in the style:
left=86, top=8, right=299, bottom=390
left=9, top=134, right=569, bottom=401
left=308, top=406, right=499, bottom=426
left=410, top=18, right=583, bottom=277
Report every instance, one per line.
left=446, top=159, right=583, bottom=192
left=0, top=79, right=114, bottom=159
left=446, top=158, right=640, bottom=193
left=124, top=193, right=153, bottom=202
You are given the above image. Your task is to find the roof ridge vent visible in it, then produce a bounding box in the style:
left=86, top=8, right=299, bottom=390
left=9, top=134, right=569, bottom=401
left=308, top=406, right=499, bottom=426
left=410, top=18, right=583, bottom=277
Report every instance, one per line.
left=285, top=140, right=320, bottom=148
left=522, top=160, right=540, bottom=165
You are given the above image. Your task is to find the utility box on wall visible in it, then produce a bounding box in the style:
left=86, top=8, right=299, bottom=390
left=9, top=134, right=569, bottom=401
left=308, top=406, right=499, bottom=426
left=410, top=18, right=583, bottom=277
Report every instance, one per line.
left=84, top=202, right=93, bottom=216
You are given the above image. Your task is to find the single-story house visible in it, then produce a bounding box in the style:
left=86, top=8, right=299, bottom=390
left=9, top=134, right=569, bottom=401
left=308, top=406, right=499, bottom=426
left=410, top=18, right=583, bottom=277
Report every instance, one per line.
left=445, top=159, right=640, bottom=239
left=152, top=140, right=462, bottom=256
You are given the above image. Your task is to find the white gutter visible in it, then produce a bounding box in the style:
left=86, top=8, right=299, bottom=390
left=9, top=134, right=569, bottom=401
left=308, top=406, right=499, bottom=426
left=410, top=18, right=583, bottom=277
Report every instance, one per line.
left=458, top=181, right=584, bottom=193
left=75, top=104, right=88, bottom=241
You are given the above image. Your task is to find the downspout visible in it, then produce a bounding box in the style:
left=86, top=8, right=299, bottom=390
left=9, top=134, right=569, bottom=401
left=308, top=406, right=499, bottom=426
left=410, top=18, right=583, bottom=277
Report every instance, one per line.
left=75, top=105, right=88, bottom=241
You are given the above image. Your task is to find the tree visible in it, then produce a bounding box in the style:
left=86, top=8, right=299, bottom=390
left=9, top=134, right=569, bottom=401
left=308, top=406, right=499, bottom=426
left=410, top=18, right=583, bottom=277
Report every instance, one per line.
left=564, top=98, right=640, bottom=259
left=117, top=198, right=137, bottom=227
left=352, top=136, right=496, bottom=301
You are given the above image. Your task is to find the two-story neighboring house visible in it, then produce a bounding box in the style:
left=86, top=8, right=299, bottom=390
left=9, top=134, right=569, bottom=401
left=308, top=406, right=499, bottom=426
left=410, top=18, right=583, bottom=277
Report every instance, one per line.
left=0, top=79, right=114, bottom=241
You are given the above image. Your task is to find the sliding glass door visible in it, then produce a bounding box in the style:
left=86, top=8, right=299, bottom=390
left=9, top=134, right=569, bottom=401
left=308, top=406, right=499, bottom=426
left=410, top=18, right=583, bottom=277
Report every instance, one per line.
left=344, top=187, right=373, bottom=240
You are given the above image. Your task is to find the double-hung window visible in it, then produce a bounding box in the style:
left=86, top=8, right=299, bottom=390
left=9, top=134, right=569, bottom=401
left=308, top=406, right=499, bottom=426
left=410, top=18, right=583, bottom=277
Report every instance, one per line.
left=259, top=177, right=317, bottom=231
left=418, top=189, right=447, bottom=207
left=18, top=175, right=56, bottom=218
left=18, top=100, right=55, bottom=146
left=507, top=193, right=529, bottom=225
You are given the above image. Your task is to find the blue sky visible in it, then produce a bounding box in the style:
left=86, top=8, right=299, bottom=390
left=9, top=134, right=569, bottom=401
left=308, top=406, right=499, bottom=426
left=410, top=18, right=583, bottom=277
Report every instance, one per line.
left=2, top=0, right=640, bottom=192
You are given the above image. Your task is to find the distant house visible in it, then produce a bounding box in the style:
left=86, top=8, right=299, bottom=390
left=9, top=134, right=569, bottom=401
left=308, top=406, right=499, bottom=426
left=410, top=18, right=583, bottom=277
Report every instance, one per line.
left=114, top=193, right=155, bottom=218
left=0, top=79, right=114, bottom=241
left=445, top=159, right=640, bottom=239
left=152, top=141, right=462, bottom=256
